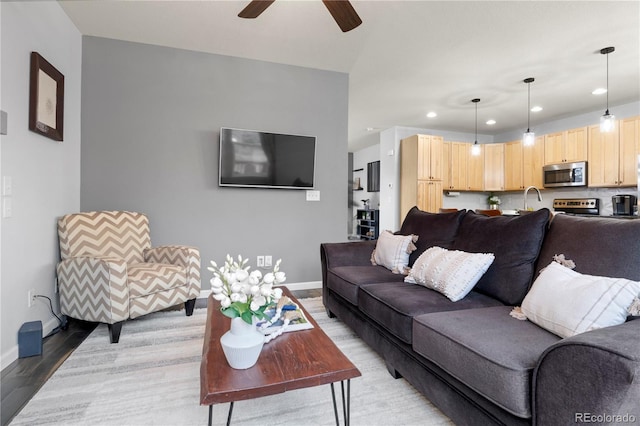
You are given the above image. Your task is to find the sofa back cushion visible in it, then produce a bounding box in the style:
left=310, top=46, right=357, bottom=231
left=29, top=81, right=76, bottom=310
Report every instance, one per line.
left=536, top=214, right=640, bottom=281
left=398, top=207, right=466, bottom=266
left=451, top=209, right=550, bottom=305
left=58, top=210, right=151, bottom=264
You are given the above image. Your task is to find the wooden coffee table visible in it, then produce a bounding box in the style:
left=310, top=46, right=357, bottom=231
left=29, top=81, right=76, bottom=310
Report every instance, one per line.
left=200, top=286, right=361, bottom=426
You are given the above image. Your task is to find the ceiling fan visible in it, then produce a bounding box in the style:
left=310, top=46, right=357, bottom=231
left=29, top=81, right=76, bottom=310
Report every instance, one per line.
left=238, top=0, right=362, bottom=33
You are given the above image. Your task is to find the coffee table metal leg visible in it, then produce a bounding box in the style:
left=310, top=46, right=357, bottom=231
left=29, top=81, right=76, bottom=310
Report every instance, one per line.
left=342, top=380, right=351, bottom=426
left=329, top=380, right=352, bottom=426
left=226, top=402, right=234, bottom=426
left=330, top=383, right=339, bottom=425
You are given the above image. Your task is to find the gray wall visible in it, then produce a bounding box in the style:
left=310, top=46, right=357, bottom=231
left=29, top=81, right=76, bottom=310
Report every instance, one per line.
left=80, top=37, right=349, bottom=287
left=1, top=1, right=82, bottom=368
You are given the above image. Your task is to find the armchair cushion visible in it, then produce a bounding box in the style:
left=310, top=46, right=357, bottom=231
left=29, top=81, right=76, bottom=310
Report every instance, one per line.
left=128, top=263, right=187, bottom=297
left=58, top=210, right=151, bottom=264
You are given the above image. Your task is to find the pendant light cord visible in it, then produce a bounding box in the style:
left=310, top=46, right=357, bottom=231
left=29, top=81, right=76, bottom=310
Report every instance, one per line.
left=527, top=82, right=531, bottom=132
left=475, top=102, right=478, bottom=142
left=605, top=51, right=610, bottom=114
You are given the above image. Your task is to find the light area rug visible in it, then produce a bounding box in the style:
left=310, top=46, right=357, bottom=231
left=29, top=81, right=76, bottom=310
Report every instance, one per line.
left=10, top=298, right=452, bottom=426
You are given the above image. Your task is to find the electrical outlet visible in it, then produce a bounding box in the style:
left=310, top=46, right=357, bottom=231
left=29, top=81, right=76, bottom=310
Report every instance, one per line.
left=27, top=289, right=37, bottom=308
left=257, top=256, right=265, bottom=267
left=265, top=255, right=272, bottom=267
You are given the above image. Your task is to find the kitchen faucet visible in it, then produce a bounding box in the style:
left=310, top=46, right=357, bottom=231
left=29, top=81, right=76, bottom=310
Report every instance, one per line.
left=523, top=186, right=542, bottom=211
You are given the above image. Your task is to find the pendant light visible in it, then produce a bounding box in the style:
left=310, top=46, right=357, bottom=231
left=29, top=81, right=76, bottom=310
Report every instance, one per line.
left=523, top=78, right=535, bottom=146
left=599, top=46, right=615, bottom=132
left=471, top=98, right=481, bottom=156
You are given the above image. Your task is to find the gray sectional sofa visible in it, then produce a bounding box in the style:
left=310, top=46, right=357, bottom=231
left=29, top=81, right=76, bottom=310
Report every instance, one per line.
left=321, top=207, right=640, bottom=425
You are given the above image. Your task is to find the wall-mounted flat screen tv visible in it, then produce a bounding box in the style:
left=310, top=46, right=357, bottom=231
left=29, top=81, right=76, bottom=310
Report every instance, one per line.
left=219, top=128, right=316, bottom=189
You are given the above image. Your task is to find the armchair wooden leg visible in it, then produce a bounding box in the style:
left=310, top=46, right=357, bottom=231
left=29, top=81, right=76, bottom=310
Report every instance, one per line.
left=185, top=298, right=196, bottom=316
left=108, top=322, right=123, bottom=343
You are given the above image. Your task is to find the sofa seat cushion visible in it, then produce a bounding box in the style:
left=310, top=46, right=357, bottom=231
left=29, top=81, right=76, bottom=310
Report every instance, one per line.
left=450, top=209, right=550, bottom=306
left=413, top=306, right=560, bottom=418
left=128, top=263, right=187, bottom=297
left=327, top=265, right=404, bottom=306
left=358, top=282, right=503, bottom=344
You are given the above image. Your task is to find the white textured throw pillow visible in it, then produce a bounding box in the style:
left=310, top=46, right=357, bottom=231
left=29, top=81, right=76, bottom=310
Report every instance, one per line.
left=371, top=231, right=418, bottom=275
left=521, top=262, right=640, bottom=338
left=405, top=246, right=495, bottom=302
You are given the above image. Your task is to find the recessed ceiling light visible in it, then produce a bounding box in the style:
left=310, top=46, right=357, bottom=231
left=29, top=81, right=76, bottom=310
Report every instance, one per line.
left=486, top=119, right=496, bottom=125
left=592, top=88, right=607, bottom=95
left=531, top=106, right=543, bottom=112
left=426, top=112, right=437, bottom=118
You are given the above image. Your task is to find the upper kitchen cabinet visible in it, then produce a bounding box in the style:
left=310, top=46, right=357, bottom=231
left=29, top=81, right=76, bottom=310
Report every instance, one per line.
left=467, top=144, right=484, bottom=191
left=444, top=141, right=470, bottom=191
left=410, top=134, right=444, bottom=180
left=544, top=127, right=587, bottom=164
left=504, top=137, right=545, bottom=190
left=589, top=117, right=639, bottom=187
left=484, top=143, right=504, bottom=191
left=620, top=115, right=640, bottom=177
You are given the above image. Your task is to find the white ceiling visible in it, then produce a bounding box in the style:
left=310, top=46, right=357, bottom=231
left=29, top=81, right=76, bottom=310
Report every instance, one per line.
left=58, top=0, right=640, bottom=151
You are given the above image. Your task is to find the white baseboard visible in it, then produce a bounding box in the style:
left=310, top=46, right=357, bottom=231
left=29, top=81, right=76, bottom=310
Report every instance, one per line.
left=198, top=281, right=321, bottom=299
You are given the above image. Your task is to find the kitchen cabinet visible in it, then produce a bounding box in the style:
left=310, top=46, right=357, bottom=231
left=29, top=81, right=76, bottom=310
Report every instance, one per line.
left=504, top=137, right=545, bottom=190
left=443, top=141, right=470, bottom=191
left=620, top=115, right=640, bottom=180
left=400, top=134, right=444, bottom=216
left=417, top=180, right=443, bottom=214
left=467, top=145, right=484, bottom=191
left=589, top=118, right=637, bottom=187
left=483, top=143, right=504, bottom=191
left=544, top=127, right=587, bottom=164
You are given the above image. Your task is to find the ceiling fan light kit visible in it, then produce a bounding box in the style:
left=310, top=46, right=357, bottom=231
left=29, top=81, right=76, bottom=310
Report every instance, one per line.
left=239, top=0, right=362, bottom=32
left=599, top=46, right=616, bottom=133
left=523, top=77, right=535, bottom=147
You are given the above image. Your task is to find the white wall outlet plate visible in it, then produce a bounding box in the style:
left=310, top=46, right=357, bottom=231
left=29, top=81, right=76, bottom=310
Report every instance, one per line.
left=306, top=190, right=320, bottom=201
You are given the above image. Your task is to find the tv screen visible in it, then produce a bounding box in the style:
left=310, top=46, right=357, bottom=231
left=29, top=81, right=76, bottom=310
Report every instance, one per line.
left=219, top=128, right=316, bottom=189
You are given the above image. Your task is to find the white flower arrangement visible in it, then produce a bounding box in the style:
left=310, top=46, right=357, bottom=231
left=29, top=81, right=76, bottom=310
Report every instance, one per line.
left=208, top=255, right=285, bottom=324
left=488, top=192, right=501, bottom=206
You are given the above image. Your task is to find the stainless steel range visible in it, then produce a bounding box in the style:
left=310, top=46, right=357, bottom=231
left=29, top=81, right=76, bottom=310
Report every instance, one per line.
left=553, top=198, right=600, bottom=216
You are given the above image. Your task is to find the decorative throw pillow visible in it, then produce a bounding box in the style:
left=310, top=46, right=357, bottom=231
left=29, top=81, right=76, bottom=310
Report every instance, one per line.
left=371, top=230, right=418, bottom=275
left=521, top=261, right=640, bottom=338
left=405, top=246, right=495, bottom=302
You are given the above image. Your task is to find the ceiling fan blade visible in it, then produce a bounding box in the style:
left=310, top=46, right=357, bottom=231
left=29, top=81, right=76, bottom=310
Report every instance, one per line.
left=238, top=0, right=276, bottom=19
left=322, top=0, right=362, bottom=32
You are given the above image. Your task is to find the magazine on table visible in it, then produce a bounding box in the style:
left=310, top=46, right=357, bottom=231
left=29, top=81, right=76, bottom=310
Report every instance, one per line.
left=257, top=300, right=314, bottom=335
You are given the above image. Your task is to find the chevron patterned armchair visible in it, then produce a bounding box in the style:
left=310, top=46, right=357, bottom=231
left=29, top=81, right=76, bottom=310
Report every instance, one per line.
left=56, top=211, right=201, bottom=343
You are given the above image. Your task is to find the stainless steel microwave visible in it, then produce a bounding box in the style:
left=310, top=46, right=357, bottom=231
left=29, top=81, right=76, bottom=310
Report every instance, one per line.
left=543, top=161, right=587, bottom=188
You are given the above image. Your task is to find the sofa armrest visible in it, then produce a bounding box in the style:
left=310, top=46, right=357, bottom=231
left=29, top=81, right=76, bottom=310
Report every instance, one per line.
left=532, top=320, right=640, bottom=425
left=56, top=256, right=130, bottom=324
left=320, top=240, right=377, bottom=269
left=144, top=245, right=201, bottom=298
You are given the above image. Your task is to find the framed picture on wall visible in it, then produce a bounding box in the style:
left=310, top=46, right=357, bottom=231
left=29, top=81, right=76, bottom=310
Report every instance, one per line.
left=29, top=52, right=64, bottom=141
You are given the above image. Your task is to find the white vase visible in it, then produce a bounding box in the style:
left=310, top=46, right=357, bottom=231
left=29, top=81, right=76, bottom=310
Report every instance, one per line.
left=489, top=204, right=499, bottom=210
left=220, top=317, right=265, bottom=369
